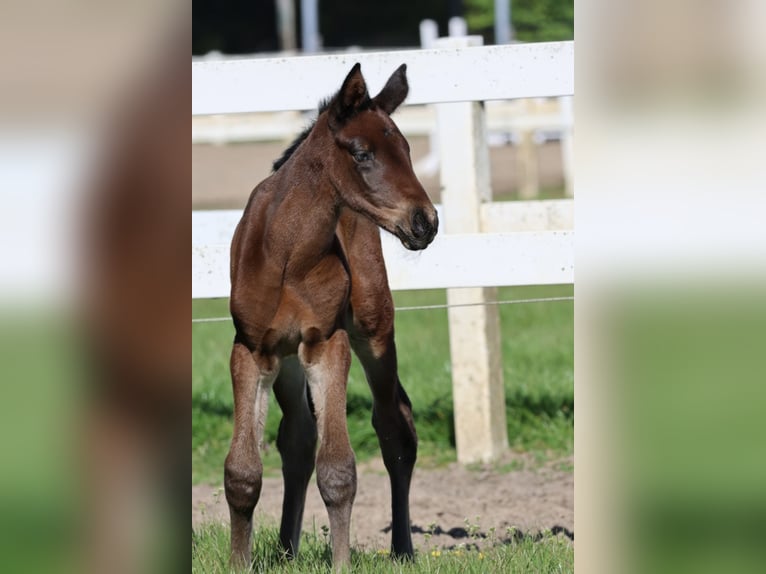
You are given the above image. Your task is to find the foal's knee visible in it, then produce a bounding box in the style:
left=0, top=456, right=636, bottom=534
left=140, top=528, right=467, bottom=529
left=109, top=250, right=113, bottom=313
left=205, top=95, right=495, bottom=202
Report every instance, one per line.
left=224, top=454, right=263, bottom=515
left=316, top=453, right=357, bottom=509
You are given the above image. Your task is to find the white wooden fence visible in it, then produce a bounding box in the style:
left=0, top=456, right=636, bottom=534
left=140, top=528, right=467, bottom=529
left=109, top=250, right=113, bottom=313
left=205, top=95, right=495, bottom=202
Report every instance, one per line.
left=193, top=41, right=573, bottom=114
left=192, top=39, right=574, bottom=464
left=191, top=101, right=571, bottom=143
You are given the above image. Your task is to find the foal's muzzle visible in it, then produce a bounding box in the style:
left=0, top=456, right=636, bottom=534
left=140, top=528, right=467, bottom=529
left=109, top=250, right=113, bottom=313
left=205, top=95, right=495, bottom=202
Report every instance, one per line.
left=399, top=207, right=438, bottom=250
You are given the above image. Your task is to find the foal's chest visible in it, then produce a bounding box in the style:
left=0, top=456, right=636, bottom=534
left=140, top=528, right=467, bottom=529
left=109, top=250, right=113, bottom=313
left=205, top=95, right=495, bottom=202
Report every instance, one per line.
left=266, top=253, right=350, bottom=354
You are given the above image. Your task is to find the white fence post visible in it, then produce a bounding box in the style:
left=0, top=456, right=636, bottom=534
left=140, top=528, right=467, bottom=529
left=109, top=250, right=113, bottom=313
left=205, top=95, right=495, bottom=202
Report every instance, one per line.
left=495, top=0, right=512, bottom=44
left=434, top=35, right=509, bottom=464
left=517, top=98, right=540, bottom=199
left=276, top=0, right=297, bottom=51
left=560, top=95, right=574, bottom=197
left=448, top=17, right=468, bottom=38
left=300, top=0, right=320, bottom=53
left=415, top=19, right=441, bottom=178
left=419, top=19, right=438, bottom=49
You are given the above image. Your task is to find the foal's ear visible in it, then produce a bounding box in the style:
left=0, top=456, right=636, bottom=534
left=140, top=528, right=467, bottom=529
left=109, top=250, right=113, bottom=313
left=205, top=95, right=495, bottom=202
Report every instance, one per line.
left=330, top=63, right=370, bottom=129
left=373, top=64, right=409, bottom=115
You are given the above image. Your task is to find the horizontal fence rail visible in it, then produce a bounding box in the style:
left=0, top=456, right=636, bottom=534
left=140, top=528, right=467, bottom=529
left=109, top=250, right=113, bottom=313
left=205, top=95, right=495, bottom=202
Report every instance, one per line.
left=192, top=41, right=574, bottom=115
left=191, top=100, right=571, bottom=144
left=192, top=200, right=573, bottom=245
left=191, top=200, right=574, bottom=299
left=193, top=231, right=572, bottom=297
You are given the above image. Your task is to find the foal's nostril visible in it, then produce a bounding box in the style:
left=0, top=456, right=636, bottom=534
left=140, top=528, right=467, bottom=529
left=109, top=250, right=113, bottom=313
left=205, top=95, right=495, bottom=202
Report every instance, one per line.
left=411, top=209, right=430, bottom=239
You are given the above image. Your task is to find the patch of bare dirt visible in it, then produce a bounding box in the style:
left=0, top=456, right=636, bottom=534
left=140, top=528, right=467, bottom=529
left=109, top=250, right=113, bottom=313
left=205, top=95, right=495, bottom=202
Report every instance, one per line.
left=192, top=453, right=573, bottom=550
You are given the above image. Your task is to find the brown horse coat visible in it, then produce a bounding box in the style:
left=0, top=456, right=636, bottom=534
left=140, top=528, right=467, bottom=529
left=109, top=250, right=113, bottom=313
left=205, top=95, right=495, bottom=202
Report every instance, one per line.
left=224, top=63, right=438, bottom=569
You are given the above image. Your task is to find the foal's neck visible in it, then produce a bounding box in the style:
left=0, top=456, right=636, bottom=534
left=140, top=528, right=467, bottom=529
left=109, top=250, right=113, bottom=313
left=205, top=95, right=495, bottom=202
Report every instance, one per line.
left=273, top=118, right=342, bottom=269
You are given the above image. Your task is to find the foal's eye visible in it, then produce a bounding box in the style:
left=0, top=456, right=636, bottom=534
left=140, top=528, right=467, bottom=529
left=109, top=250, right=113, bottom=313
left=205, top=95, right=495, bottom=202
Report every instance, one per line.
left=352, top=151, right=372, bottom=163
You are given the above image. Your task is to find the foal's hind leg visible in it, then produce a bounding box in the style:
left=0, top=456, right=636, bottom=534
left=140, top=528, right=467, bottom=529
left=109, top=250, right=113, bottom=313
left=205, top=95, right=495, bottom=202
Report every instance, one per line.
left=299, top=329, right=357, bottom=569
left=224, top=341, right=278, bottom=568
left=273, top=356, right=317, bottom=558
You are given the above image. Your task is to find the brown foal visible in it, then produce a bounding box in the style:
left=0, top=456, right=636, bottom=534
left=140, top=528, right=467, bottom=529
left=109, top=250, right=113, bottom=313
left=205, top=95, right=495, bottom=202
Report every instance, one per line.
left=224, top=63, right=438, bottom=569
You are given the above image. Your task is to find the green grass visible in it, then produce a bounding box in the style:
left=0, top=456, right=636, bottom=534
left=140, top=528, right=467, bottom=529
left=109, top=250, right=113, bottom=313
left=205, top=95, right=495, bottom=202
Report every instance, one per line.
left=192, top=285, right=573, bottom=485
left=192, top=522, right=573, bottom=574
left=494, top=185, right=569, bottom=202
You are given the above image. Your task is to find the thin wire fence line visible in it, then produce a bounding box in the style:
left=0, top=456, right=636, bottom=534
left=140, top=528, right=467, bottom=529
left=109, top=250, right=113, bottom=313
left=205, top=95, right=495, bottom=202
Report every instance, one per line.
left=395, top=295, right=573, bottom=311
left=191, top=295, right=574, bottom=324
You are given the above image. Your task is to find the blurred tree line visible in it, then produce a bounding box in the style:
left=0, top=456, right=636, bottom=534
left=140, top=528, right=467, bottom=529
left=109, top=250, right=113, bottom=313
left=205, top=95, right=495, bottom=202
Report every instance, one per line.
left=193, top=0, right=573, bottom=55
left=465, top=0, right=573, bottom=43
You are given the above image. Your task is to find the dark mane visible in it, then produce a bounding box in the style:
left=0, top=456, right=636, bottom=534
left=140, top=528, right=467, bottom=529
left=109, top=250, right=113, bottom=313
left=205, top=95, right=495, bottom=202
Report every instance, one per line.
left=272, top=98, right=331, bottom=172
left=272, top=93, right=373, bottom=173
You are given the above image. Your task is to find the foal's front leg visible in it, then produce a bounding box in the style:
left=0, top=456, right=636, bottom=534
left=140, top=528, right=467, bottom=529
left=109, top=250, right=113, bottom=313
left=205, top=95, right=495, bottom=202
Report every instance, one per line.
left=224, top=341, right=278, bottom=568
left=350, top=328, right=417, bottom=559
left=336, top=212, right=417, bottom=559
left=299, top=329, right=357, bottom=569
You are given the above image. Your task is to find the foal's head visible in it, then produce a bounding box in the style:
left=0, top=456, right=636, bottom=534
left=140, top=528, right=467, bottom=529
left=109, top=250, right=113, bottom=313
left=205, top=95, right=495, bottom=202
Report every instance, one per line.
left=323, top=64, right=438, bottom=250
